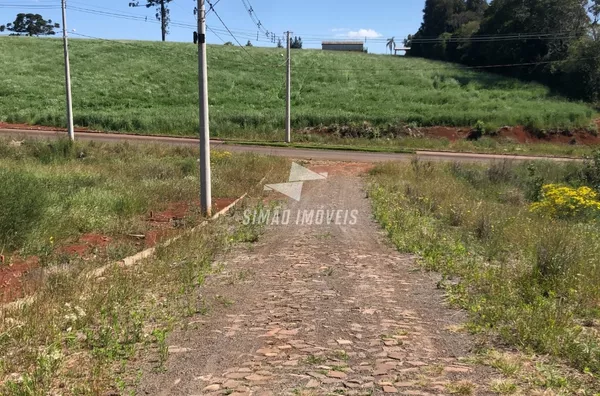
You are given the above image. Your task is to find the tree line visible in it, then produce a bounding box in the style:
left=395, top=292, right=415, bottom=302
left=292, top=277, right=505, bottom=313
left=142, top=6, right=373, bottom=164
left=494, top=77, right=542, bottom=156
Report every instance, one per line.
left=407, top=0, right=600, bottom=102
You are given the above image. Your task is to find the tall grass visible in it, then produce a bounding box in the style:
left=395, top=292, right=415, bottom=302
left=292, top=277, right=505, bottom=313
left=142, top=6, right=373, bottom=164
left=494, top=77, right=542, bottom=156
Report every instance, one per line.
left=0, top=37, right=596, bottom=138
left=0, top=138, right=288, bottom=256
left=369, top=158, right=600, bottom=378
left=0, top=139, right=287, bottom=394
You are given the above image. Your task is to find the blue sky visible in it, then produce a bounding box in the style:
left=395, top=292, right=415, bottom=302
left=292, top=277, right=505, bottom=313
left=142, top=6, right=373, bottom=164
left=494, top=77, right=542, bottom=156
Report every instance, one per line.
left=3, top=0, right=424, bottom=53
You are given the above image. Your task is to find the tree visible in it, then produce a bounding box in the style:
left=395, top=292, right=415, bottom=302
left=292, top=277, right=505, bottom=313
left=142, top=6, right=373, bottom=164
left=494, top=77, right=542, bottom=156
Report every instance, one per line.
left=473, top=0, right=589, bottom=68
left=291, top=36, right=303, bottom=49
left=409, top=0, right=468, bottom=58
left=129, top=0, right=172, bottom=42
left=0, top=13, right=59, bottom=36
left=277, top=38, right=283, bottom=48
left=386, top=37, right=396, bottom=54
left=559, top=38, right=600, bottom=100
left=246, top=40, right=253, bottom=47
left=223, top=41, right=233, bottom=46
left=420, top=0, right=466, bottom=37
left=589, top=0, right=600, bottom=40
left=408, top=0, right=599, bottom=101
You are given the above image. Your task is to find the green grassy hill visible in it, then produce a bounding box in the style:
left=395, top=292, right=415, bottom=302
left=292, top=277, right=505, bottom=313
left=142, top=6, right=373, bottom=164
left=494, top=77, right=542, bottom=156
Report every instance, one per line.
left=0, top=37, right=596, bottom=138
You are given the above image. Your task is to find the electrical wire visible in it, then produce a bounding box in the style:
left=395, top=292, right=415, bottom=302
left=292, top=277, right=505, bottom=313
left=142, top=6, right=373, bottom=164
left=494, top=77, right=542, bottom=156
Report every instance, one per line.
left=289, top=55, right=600, bottom=73
left=205, top=0, right=258, bottom=62
left=239, top=0, right=279, bottom=42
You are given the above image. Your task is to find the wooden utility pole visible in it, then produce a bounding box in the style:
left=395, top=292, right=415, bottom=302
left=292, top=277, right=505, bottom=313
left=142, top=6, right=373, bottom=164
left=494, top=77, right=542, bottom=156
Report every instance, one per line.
left=197, top=0, right=212, bottom=216
left=285, top=31, right=292, bottom=143
left=61, top=0, right=75, bottom=141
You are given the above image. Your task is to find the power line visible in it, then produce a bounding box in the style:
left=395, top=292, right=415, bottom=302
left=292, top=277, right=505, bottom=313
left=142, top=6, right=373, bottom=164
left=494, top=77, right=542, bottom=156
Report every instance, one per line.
left=0, top=4, right=60, bottom=9
left=205, top=0, right=258, bottom=62
left=289, top=55, right=600, bottom=73
left=68, top=5, right=197, bottom=30
left=64, top=29, right=282, bottom=68
left=205, top=0, right=221, bottom=16
left=239, top=0, right=279, bottom=43
left=206, top=25, right=226, bottom=44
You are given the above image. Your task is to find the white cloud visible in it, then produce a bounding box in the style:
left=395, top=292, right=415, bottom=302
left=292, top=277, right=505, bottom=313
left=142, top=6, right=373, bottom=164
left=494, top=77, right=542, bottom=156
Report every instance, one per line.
left=339, top=29, right=382, bottom=39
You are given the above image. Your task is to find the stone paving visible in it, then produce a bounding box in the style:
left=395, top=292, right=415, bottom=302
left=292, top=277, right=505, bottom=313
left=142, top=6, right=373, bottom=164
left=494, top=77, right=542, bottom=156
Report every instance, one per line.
left=139, top=163, right=496, bottom=395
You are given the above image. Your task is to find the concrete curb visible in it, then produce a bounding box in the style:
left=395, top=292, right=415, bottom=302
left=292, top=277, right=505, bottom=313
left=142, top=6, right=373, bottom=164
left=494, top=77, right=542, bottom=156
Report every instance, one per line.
left=1, top=193, right=249, bottom=312
left=90, top=192, right=248, bottom=278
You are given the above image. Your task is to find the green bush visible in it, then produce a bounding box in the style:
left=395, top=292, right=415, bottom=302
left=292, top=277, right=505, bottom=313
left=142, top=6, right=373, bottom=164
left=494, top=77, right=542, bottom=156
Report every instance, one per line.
left=581, top=150, right=600, bottom=192
left=0, top=169, right=47, bottom=250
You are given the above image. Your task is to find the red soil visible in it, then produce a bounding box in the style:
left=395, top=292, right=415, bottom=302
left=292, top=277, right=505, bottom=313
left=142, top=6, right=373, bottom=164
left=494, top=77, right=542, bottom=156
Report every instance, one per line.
left=58, top=233, right=113, bottom=256
left=491, top=126, right=600, bottom=145
left=149, top=202, right=191, bottom=223
left=0, top=256, right=40, bottom=303
left=301, top=124, right=600, bottom=146
left=214, top=198, right=237, bottom=213
left=145, top=229, right=179, bottom=248
left=422, top=126, right=467, bottom=142
left=3, top=121, right=600, bottom=146
left=0, top=122, right=92, bottom=133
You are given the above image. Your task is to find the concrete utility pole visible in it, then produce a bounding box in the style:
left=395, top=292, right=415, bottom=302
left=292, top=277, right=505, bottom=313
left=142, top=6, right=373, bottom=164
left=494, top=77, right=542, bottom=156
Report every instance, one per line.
left=197, top=0, right=212, bottom=216
left=285, top=31, right=292, bottom=143
left=61, top=0, right=75, bottom=141
left=160, top=0, right=166, bottom=42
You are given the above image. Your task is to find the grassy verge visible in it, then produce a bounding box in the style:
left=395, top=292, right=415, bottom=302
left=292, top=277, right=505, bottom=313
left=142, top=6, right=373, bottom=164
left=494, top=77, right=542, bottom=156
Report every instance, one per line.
left=0, top=212, right=271, bottom=394
left=368, top=155, right=600, bottom=391
left=0, top=138, right=285, bottom=257
left=222, top=134, right=599, bottom=158
left=0, top=37, right=596, bottom=135
left=290, top=133, right=600, bottom=158
left=220, top=139, right=416, bottom=154
left=0, top=140, right=288, bottom=394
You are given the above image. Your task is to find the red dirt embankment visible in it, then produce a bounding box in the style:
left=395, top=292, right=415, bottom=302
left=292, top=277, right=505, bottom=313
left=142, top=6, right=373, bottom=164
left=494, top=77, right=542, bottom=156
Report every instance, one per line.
left=432, top=125, right=600, bottom=145
left=3, top=121, right=600, bottom=146
left=302, top=123, right=600, bottom=145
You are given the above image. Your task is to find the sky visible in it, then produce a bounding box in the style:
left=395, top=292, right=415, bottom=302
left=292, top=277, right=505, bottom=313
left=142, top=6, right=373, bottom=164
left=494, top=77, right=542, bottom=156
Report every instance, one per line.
left=1, top=0, right=425, bottom=54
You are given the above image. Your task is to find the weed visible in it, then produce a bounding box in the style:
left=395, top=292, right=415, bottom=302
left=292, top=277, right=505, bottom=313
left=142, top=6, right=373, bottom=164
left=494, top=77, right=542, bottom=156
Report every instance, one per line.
left=304, top=354, right=326, bottom=365
left=445, top=380, right=476, bottom=395
left=214, top=295, right=234, bottom=307
left=490, top=379, right=517, bottom=394
left=152, top=328, right=169, bottom=372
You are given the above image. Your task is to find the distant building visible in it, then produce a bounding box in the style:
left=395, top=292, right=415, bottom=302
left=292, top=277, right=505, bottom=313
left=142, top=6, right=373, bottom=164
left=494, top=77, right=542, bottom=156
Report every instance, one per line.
left=321, top=41, right=364, bottom=52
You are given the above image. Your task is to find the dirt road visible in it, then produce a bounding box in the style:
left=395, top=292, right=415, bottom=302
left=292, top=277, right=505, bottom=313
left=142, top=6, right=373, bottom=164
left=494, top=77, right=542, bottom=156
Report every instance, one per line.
left=138, top=162, right=499, bottom=395
left=0, top=128, right=580, bottom=163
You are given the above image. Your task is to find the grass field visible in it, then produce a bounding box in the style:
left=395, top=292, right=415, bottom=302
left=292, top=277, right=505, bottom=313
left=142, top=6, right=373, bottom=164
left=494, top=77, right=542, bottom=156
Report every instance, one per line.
left=0, top=37, right=597, bottom=140
left=369, top=157, right=600, bottom=388
left=0, top=138, right=287, bottom=256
